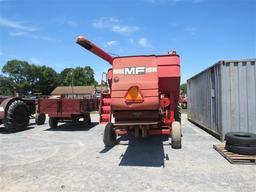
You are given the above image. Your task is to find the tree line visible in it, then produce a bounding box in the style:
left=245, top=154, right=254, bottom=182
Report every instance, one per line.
left=0, top=60, right=97, bottom=96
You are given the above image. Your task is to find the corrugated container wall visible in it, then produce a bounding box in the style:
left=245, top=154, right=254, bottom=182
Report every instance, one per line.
left=187, top=59, right=256, bottom=140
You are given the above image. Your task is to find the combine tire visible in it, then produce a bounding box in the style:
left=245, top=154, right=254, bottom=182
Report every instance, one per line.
left=83, top=113, right=91, bottom=128
left=49, top=117, right=58, bottom=128
left=171, top=121, right=182, bottom=149
left=4, top=100, right=29, bottom=131
left=103, top=123, right=116, bottom=147
left=225, top=132, right=256, bottom=147
left=35, top=113, right=46, bottom=125
left=225, top=144, right=256, bottom=155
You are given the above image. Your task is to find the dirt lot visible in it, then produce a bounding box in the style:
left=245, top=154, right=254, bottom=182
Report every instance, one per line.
left=0, top=114, right=255, bottom=192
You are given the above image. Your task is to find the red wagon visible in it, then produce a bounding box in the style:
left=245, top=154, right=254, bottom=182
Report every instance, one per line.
left=37, top=98, right=98, bottom=128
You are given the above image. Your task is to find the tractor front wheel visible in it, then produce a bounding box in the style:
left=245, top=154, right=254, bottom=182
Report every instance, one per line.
left=171, top=121, right=182, bottom=149
left=103, top=123, right=116, bottom=147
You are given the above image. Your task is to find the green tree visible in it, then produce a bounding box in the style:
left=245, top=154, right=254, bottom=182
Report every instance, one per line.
left=34, top=66, right=58, bottom=95
left=2, top=60, right=31, bottom=94
left=180, top=83, right=187, bottom=94
left=58, top=66, right=96, bottom=86
left=0, top=75, right=13, bottom=95
left=2, top=60, right=58, bottom=95
left=58, top=68, right=73, bottom=86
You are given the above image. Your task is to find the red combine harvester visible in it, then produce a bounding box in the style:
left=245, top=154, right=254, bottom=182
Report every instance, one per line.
left=77, top=36, right=181, bottom=148
left=37, top=97, right=98, bottom=128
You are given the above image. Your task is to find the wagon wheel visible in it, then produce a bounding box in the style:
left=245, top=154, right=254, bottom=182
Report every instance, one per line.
left=35, top=113, right=46, bottom=125
left=83, top=113, right=91, bottom=128
left=49, top=117, right=58, bottom=128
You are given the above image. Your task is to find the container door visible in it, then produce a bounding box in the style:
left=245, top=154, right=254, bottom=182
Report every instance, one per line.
left=211, top=68, right=217, bottom=130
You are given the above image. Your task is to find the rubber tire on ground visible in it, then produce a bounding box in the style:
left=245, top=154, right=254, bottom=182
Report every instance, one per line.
left=35, top=113, right=46, bottom=125
left=225, top=144, right=256, bottom=155
left=103, top=123, right=116, bottom=147
left=3, top=100, right=29, bottom=132
left=171, top=121, right=182, bottom=149
left=225, top=132, right=256, bottom=147
left=83, top=113, right=91, bottom=128
left=49, top=117, right=58, bottom=128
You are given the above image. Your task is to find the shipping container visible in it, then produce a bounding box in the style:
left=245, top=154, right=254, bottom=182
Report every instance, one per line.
left=187, top=59, right=256, bottom=140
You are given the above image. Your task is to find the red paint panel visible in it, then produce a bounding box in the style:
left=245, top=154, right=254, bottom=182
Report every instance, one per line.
left=61, top=99, right=81, bottom=114
left=111, top=89, right=158, bottom=98
left=156, top=55, right=180, bottom=66
left=112, top=81, right=158, bottom=91
left=148, top=129, right=171, bottom=135
left=38, top=99, right=58, bottom=114
left=111, top=97, right=159, bottom=110
left=157, top=66, right=180, bottom=78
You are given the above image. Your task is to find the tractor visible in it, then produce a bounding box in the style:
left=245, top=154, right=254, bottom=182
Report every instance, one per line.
left=0, top=96, right=37, bottom=131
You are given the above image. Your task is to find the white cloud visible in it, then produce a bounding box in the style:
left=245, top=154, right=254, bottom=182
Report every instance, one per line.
left=0, top=51, right=3, bottom=56
left=129, top=38, right=134, bottom=44
left=8, top=31, right=27, bottom=36
left=184, top=26, right=197, bottom=35
left=106, top=40, right=118, bottom=46
left=92, top=17, right=118, bottom=29
left=66, top=20, right=78, bottom=27
left=92, top=17, right=140, bottom=35
left=138, top=37, right=151, bottom=47
left=0, top=17, right=38, bottom=32
left=112, top=25, right=139, bottom=35
left=31, top=34, right=59, bottom=42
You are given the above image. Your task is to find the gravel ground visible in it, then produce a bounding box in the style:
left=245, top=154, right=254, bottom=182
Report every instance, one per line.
left=0, top=114, right=255, bottom=192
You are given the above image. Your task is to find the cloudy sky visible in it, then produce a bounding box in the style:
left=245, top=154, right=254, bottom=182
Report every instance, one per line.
left=0, top=0, right=255, bottom=83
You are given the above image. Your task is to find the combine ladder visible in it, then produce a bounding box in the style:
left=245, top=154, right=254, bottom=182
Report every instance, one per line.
left=99, top=73, right=111, bottom=124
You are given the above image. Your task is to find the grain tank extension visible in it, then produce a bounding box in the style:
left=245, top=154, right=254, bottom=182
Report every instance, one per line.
left=77, top=36, right=181, bottom=148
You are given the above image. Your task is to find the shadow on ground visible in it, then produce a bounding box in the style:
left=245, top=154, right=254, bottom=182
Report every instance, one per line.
left=44, top=122, right=98, bottom=131
left=0, top=123, right=36, bottom=134
left=100, top=135, right=169, bottom=167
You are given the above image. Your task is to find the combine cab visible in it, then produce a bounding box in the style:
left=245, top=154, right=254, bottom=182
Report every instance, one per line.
left=77, top=36, right=181, bottom=148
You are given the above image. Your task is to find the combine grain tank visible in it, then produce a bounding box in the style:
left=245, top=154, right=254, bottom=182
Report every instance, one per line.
left=77, top=36, right=181, bottom=148
left=187, top=59, right=256, bottom=140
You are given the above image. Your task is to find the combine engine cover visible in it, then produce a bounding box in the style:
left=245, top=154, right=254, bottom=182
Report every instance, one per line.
left=112, top=56, right=159, bottom=110
left=111, top=56, right=159, bottom=123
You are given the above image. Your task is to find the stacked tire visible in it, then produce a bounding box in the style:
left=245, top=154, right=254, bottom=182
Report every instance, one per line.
left=225, top=132, right=256, bottom=155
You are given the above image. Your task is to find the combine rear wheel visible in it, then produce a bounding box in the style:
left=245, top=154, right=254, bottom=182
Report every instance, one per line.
left=103, top=123, right=116, bottom=147
left=171, top=121, right=182, bottom=149
left=4, top=100, right=29, bottom=132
